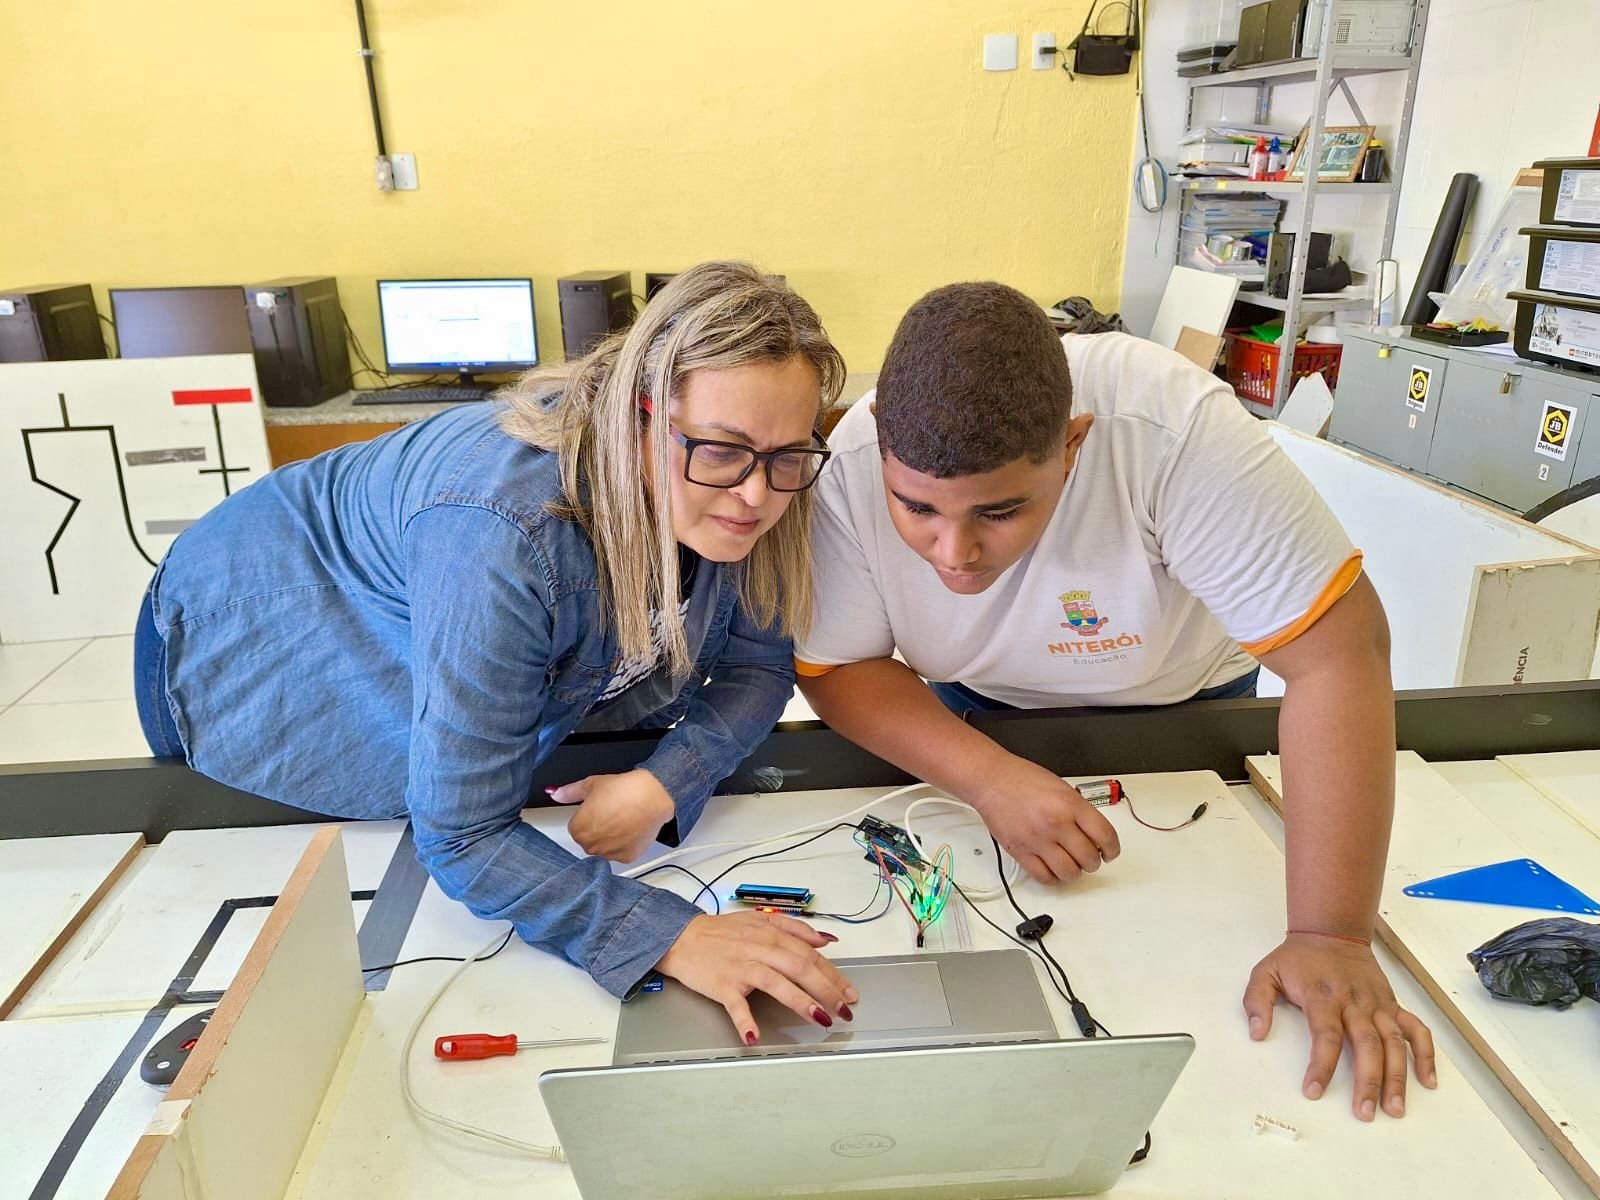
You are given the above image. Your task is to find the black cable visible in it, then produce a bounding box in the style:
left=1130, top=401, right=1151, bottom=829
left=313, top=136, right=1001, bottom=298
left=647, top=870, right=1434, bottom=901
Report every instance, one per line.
left=686, top=822, right=862, bottom=910
left=814, top=872, right=895, bottom=924
left=353, top=0, right=388, bottom=158
left=98, top=311, right=119, bottom=357
left=967, top=844, right=1155, bottom=1168
left=991, top=837, right=1094, bottom=1027
left=362, top=926, right=514, bottom=973
left=953, top=879, right=1080, bottom=1010
left=343, top=309, right=390, bottom=387
left=631, top=863, right=722, bottom=914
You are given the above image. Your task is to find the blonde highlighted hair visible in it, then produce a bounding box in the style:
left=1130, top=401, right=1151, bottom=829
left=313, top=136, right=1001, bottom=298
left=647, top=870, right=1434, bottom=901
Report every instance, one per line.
left=499, top=261, right=846, bottom=676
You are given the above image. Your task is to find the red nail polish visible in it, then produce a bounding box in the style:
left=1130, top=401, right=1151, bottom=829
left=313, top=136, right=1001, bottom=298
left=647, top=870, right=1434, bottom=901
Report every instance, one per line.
left=820, top=932, right=840, bottom=943
left=811, top=1007, right=833, bottom=1028
left=745, top=1031, right=758, bottom=1046
left=838, top=1004, right=854, bottom=1021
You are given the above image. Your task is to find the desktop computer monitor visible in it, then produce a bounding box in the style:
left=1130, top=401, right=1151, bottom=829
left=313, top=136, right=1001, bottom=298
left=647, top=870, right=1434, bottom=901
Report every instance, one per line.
left=376, top=278, right=538, bottom=385
left=110, top=286, right=254, bottom=359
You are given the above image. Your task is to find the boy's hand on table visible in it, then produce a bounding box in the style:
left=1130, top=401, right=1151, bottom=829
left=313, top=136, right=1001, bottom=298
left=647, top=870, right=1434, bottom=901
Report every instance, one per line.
left=970, top=757, right=1121, bottom=884
left=1244, top=933, right=1437, bottom=1121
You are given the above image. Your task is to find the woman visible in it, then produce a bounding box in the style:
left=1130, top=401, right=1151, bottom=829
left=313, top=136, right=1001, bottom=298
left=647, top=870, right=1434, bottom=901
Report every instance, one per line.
left=134, top=262, right=857, bottom=1043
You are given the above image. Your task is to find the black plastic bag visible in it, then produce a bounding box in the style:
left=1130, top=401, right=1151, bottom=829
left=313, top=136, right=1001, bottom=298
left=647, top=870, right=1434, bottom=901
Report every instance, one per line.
left=1466, top=918, right=1600, bottom=1009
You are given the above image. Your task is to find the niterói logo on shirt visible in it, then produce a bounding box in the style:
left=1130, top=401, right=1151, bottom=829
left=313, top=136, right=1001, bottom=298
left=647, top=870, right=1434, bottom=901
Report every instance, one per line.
left=1058, top=589, right=1108, bottom=634
left=1049, top=588, right=1145, bottom=661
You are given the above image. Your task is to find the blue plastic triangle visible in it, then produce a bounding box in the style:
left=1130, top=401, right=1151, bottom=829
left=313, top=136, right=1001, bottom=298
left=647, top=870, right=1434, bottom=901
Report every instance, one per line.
left=1403, top=858, right=1600, bottom=915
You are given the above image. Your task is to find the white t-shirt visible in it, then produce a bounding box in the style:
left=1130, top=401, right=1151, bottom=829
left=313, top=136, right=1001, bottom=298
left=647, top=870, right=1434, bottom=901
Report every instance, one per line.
left=796, top=332, right=1360, bottom=708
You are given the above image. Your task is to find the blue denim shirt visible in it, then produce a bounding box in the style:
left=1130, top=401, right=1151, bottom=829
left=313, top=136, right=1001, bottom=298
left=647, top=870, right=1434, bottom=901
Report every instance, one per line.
left=149, top=403, right=794, bottom=996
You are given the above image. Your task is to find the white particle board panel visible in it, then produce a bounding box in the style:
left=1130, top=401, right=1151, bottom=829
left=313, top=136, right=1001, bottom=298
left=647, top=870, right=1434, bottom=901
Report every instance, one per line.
left=1266, top=425, right=1600, bottom=691
left=1499, top=750, right=1600, bottom=843
left=1433, top=758, right=1600, bottom=891
left=1149, top=266, right=1239, bottom=350
left=12, top=821, right=403, bottom=1019
left=0, top=832, right=142, bottom=1016
left=108, top=827, right=365, bottom=1200
left=1248, top=751, right=1600, bottom=1193
left=287, top=778, right=1557, bottom=1200
left=1455, top=559, right=1600, bottom=687
left=0, top=1007, right=211, bottom=1200
left=0, top=354, right=270, bottom=643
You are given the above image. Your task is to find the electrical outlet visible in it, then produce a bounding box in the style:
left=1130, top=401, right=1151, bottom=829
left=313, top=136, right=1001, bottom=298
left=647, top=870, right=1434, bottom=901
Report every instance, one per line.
left=1032, top=32, right=1057, bottom=69
left=982, top=33, right=1018, bottom=71
left=375, top=155, right=395, bottom=192
left=391, top=153, right=419, bottom=190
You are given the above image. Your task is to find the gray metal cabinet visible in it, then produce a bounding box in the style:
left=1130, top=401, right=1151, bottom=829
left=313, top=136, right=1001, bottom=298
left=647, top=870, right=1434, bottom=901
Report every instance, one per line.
left=1423, top=362, right=1590, bottom=512
left=1329, top=332, right=1449, bottom=471
left=1572, top=389, right=1600, bottom=487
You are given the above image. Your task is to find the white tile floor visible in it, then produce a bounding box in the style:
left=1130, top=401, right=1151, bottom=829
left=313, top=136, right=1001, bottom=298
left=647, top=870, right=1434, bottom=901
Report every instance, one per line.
left=0, top=636, right=148, bottom=765
left=0, top=634, right=819, bottom=766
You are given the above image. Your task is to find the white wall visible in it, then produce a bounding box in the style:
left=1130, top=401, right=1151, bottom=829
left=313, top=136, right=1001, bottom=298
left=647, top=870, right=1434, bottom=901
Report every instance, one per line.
left=1390, top=0, right=1600, bottom=306
left=1122, top=0, right=1600, bottom=336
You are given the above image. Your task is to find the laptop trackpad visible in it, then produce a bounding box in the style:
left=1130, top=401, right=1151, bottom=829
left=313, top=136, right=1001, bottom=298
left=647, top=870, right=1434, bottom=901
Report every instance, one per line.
left=755, top=960, right=953, bottom=1046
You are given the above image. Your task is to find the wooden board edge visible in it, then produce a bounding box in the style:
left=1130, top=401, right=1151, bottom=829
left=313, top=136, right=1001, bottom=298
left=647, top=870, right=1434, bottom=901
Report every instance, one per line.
left=1244, top=756, right=1284, bottom=815
left=105, top=1133, right=177, bottom=1200
left=102, top=825, right=355, bottom=1200
left=167, top=825, right=342, bottom=1101
left=0, top=834, right=145, bottom=1020
left=1377, top=914, right=1600, bottom=1195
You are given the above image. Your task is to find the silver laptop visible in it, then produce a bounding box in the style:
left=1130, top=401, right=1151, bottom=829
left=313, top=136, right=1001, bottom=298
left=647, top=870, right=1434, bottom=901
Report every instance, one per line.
left=540, top=951, right=1194, bottom=1199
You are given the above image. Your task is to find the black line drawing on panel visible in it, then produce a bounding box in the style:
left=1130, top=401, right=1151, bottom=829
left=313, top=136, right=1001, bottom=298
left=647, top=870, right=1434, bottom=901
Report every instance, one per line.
left=20, top=393, right=159, bottom=594
left=196, top=404, right=251, bottom=497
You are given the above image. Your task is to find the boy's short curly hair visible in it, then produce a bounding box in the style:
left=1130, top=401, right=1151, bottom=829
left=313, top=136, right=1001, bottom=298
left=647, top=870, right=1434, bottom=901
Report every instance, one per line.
left=875, top=282, right=1072, bottom=478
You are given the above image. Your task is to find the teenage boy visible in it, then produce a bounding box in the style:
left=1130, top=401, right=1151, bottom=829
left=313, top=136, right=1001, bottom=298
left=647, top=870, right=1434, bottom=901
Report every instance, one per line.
left=798, top=282, right=1434, bottom=1122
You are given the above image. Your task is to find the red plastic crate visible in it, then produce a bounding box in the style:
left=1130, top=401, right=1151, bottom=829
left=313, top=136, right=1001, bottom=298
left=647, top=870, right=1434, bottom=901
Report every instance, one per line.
left=1225, top=333, right=1343, bottom=405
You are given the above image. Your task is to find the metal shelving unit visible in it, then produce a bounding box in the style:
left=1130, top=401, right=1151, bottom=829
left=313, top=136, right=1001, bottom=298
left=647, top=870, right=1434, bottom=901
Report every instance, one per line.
left=1180, top=1, right=1433, bottom=415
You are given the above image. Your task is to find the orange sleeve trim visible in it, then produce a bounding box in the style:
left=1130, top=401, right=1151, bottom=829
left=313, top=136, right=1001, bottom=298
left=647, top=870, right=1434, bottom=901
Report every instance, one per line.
left=794, top=658, right=841, bottom=678
left=1239, top=551, right=1364, bottom=657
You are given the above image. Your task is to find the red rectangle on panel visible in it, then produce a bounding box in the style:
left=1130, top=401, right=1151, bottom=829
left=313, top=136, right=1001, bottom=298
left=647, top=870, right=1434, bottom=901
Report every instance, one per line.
left=171, top=388, right=253, bottom=406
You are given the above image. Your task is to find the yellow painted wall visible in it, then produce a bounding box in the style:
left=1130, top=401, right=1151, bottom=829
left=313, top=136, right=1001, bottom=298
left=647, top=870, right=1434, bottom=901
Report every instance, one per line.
left=0, top=3, right=1136, bottom=373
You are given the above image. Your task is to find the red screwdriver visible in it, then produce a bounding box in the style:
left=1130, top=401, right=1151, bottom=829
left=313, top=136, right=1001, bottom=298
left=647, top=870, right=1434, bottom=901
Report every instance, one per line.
left=434, top=1032, right=607, bottom=1060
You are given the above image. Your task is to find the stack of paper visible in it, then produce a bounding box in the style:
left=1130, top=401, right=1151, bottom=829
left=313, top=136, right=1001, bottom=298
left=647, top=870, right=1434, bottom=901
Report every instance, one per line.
left=1177, top=124, right=1296, bottom=177
left=1179, top=194, right=1282, bottom=278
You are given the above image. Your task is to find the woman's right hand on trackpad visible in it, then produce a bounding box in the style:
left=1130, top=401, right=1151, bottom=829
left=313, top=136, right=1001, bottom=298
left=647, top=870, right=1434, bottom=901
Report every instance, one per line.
left=655, top=911, right=859, bottom=1046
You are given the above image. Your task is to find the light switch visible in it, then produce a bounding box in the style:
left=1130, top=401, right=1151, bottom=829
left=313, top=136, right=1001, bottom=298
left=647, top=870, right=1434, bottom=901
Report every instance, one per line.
left=391, top=153, right=419, bottom=190
left=983, top=34, right=1019, bottom=71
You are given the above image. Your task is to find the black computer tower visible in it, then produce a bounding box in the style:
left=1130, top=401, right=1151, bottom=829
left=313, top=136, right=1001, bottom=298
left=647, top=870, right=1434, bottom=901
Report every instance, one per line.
left=244, top=276, right=349, bottom=407
left=558, top=271, right=634, bottom=359
left=0, top=284, right=108, bottom=362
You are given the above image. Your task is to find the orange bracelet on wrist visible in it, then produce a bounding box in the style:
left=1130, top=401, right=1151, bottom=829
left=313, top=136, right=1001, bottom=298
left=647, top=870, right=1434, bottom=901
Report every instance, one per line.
left=1286, top=928, right=1371, bottom=948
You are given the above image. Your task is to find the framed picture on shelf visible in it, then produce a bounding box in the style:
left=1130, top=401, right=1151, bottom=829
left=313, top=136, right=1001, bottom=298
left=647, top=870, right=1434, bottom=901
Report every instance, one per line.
left=1287, top=125, right=1375, bottom=183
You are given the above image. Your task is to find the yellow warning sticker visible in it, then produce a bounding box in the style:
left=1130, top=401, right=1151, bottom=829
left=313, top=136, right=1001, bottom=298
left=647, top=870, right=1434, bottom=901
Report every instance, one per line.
left=1535, top=400, right=1577, bottom=462
left=1405, top=364, right=1431, bottom=413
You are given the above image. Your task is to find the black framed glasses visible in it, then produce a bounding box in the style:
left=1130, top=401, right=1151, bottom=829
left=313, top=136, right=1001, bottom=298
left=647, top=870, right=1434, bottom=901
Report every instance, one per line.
left=668, top=426, right=831, bottom=492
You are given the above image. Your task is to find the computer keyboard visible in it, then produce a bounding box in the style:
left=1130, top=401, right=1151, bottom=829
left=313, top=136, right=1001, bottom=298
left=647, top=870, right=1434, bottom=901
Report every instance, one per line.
left=351, top=386, right=488, bottom=405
